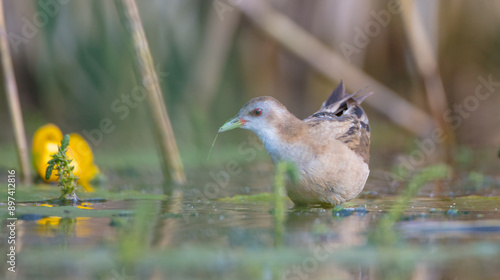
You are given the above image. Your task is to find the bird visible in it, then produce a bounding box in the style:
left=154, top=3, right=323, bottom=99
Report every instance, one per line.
left=218, top=81, right=372, bottom=207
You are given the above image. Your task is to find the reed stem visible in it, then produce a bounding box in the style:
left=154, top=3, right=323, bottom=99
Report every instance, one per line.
left=0, top=0, right=32, bottom=184
left=114, top=0, right=186, bottom=186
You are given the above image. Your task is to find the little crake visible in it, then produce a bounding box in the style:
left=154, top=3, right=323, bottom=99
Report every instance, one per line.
left=219, top=82, right=372, bottom=207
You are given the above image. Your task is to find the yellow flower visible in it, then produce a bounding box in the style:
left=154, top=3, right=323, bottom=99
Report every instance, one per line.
left=32, top=124, right=63, bottom=181
left=32, top=124, right=100, bottom=192
left=67, top=133, right=100, bottom=191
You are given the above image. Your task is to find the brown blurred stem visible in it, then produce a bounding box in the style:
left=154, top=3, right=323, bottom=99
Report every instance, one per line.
left=185, top=8, right=241, bottom=113
left=237, top=0, right=436, bottom=138
left=149, top=188, right=183, bottom=279
left=114, top=0, right=186, bottom=186
left=399, top=1, right=456, bottom=163
left=183, top=7, right=241, bottom=149
left=0, top=1, right=32, bottom=184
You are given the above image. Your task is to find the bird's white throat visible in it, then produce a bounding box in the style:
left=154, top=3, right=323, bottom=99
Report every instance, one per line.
left=249, top=126, right=287, bottom=163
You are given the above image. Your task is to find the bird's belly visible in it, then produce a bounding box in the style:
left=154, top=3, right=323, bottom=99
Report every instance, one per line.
left=264, top=137, right=370, bottom=206
left=286, top=154, right=369, bottom=207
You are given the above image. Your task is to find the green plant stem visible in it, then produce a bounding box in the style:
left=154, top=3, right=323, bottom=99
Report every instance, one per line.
left=273, top=161, right=289, bottom=247
left=46, top=135, right=79, bottom=201
left=372, top=164, right=451, bottom=245
left=207, top=133, right=219, bottom=160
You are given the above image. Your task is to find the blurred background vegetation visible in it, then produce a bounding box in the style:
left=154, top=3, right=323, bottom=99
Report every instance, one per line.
left=0, top=0, right=499, bottom=190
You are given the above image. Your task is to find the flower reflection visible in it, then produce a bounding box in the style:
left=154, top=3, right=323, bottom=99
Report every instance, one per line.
left=36, top=216, right=92, bottom=237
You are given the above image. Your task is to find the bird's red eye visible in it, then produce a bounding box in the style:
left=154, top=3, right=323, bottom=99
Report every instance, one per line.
left=252, top=108, right=262, bottom=116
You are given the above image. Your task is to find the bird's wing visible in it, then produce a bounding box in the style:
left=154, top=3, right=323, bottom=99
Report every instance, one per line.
left=304, top=84, right=372, bottom=163
left=323, top=80, right=348, bottom=107
left=304, top=80, right=372, bottom=123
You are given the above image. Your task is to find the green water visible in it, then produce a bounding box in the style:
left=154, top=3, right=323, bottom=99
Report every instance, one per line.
left=1, top=172, right=500, bottom=280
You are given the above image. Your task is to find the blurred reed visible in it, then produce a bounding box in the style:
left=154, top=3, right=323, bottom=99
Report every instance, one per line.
left=1, top=0, right=499, bottom=177
left=400, top=1, right=456, bottom=163
left=182, top=7, right=241, bottom=150
left=0, top=0, right=32, bottom=184
left=236, top=0, right=436, bottom=139
left=114, top=0, right=186, bottom=186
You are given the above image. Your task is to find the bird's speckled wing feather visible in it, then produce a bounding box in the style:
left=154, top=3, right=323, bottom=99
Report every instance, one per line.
left=303, top=83, right=372, bottom=163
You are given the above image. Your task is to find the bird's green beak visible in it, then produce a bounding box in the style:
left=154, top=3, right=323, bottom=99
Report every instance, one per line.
left=218, top=117, right=246, bottom=133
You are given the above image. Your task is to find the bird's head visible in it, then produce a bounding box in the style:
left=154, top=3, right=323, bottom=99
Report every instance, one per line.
left=218, top=96, right=289, bottom=134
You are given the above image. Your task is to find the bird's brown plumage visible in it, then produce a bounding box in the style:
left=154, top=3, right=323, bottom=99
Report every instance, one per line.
left=219, top=81, right=372, bottom=207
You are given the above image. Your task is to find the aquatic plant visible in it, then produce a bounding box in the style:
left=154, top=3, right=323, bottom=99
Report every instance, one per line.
left=273, top=161, right=287, bottom=246
left=45, top=134, right=80, bottom=201
left=371, top=164, right=451, bottom=245
left=273, top=161, right=300, bottom=246
left=33, top=123, right=100, bottom=191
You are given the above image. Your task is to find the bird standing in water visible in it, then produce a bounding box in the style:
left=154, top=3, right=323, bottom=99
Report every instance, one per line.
left=218, top=81, right=372, bottom=207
